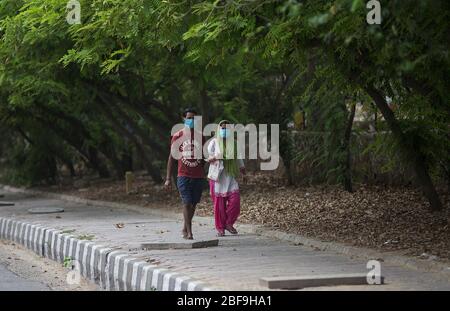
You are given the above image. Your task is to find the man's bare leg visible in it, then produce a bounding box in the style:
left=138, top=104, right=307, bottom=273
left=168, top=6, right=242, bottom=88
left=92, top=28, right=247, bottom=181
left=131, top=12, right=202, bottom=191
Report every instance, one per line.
left=190, top=204, right=197, bottom=223
left=183, top=203, right=194, bottom=239
left=181, top=223, right=188, bottom=239
left=186, top=204, right=197, bottom=239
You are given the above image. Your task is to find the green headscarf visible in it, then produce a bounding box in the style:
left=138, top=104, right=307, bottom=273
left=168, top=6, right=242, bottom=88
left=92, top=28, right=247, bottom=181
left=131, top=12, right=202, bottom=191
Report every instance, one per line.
left=216, top=120, right=239, bottom=178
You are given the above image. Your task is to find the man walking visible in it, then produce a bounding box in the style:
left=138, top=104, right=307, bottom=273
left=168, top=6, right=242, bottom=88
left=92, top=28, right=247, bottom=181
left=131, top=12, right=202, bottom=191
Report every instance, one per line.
left=164, top=108, right=205, bottom=240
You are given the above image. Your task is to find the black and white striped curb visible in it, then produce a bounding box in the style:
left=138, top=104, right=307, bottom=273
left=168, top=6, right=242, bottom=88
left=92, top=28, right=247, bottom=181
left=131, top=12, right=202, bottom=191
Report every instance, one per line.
left=0, top=217, right=214, bottom=291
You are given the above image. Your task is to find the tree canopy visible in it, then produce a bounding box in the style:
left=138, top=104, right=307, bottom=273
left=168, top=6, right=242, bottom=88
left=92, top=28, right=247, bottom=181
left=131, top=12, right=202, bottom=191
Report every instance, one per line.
left=0, top=0, right=448, bottom=211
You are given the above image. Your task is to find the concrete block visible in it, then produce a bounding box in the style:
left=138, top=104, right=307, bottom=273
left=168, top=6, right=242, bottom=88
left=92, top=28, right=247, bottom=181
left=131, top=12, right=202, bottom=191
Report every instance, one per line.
left=259, top=273, right=384, bottom=289
left=139, top=239, right=219, bottom=250
left=28, top=207, right=64, bottom=214
left=125, top=172, right=134, bottom=194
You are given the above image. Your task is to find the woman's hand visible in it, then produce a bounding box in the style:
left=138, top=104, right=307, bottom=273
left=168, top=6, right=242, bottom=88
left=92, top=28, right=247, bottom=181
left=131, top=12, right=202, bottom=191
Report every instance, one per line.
left=208, top=156, right=217, bottom=163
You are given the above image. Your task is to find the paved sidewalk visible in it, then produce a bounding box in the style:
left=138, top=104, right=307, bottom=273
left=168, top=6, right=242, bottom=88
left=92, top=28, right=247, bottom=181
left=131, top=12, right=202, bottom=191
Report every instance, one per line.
left=0, top=190, right=449, bottom=290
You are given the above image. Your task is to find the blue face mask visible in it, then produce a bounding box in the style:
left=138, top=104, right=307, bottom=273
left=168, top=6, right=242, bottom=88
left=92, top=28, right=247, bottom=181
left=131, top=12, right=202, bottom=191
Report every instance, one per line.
left=219, top=128, right=230, bottom=138
left=184, top=118, right=194, bottom=129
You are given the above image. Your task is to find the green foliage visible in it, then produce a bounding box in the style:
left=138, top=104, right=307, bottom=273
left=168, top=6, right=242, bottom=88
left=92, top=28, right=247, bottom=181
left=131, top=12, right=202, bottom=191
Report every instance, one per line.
left=63, top=256, right=73, bottom=268
left=0, top=0, right=448, bottom=196
left=76, top=234, right=95, bottom=241
left=1, top=131, right=60, bottom=186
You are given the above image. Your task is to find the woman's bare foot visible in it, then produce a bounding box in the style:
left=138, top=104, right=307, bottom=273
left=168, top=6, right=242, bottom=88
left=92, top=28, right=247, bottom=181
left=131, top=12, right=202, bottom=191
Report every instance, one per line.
left=216, top=230, right=225, bottom=237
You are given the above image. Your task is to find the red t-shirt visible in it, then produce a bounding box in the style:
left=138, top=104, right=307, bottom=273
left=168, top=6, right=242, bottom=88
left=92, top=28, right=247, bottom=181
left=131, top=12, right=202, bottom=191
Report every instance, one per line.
left=170, top=129, right=205, bottom=178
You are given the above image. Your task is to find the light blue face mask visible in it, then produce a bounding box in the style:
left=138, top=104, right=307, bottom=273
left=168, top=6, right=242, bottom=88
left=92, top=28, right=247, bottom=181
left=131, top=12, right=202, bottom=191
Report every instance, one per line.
left=219, top=128, right=230, bottom=138
left=184, top=118, right=194, bottom=129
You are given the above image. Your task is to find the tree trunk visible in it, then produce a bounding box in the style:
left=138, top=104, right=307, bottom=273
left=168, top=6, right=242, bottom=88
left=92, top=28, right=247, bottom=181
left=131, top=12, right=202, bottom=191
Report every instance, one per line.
left=31, top=105, right=121, bottom=179
left=15, top=126, right=76, bottom=178
left=99, top=87, right=170, bottom=141
left=279, top=131, right=294, bottom=185
left=199, top=87, right=212, bottom=125
left=331, top=48, right=443, bottom=211
left=31, top=114, right=109, bottom=179
left=98, top=91, right=166, bottom=160
left=87, top=146, right=110, bottom=178
left=342, top=103, right=356, bottom=193
left=66, top=161, right=76, bottom=178
left=97, top=97, right=163, bottom=183
left=126, top=100, right=169, bottom=140
left=121, top=142, right=133, bottom=174
left=365, top=85, right=443, bottom=211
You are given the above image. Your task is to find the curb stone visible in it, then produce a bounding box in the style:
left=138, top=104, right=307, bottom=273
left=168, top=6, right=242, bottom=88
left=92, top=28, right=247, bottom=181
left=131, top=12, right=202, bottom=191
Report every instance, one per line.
left=2, top=184, right=450, bottom=282
left=0, top=216, right=215, bottom=291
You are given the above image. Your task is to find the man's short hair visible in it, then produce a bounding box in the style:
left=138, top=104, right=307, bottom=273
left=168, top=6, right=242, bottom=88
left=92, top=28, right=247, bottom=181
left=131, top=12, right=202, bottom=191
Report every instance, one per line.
left=183, top=107, right=197, bottom=117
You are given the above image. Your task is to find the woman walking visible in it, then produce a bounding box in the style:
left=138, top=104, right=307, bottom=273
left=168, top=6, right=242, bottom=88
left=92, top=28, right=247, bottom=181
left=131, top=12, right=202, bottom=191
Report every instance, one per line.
left=207, top=120, right=246, bottom=237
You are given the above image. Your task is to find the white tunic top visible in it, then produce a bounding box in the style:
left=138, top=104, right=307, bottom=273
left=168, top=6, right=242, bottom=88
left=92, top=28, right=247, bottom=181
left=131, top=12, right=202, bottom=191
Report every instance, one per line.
left=207, top=138, right=245, bottom=197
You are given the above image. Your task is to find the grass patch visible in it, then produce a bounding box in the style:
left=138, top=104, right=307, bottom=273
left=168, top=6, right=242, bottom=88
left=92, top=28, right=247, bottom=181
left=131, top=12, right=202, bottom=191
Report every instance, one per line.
left=61, top=229, right=76, bottom=234
left=76, top=234, right=95, bottom=241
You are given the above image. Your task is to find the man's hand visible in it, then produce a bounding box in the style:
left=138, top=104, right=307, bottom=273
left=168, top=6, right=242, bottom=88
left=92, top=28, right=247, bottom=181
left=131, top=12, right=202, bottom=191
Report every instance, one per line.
left=207, top=156, right=217, bottom=163
left=164, top=179, right=172, bottom=190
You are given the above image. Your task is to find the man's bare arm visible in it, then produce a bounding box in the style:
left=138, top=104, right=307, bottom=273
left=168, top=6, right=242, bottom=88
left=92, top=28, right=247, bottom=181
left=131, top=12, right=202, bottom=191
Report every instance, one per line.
left=164, top=152, right=174, bottom=189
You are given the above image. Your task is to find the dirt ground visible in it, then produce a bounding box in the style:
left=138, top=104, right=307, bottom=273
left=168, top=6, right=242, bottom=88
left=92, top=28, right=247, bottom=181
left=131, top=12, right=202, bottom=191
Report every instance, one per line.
left=39, top=172, right=450, bottom=263
left=0, top=240, right=99, bottom=291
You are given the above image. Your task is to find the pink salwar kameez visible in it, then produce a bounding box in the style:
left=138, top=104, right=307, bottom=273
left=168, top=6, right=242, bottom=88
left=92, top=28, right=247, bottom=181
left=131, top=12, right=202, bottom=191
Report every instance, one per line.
left=209, top=180, right=241, bottom=231
left=207, top=138, right=244, bottom=233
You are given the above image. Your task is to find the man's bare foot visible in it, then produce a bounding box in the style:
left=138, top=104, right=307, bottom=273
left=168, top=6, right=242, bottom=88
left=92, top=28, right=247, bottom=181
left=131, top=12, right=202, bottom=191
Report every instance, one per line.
left=181, top=229, right=188, bottom=239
